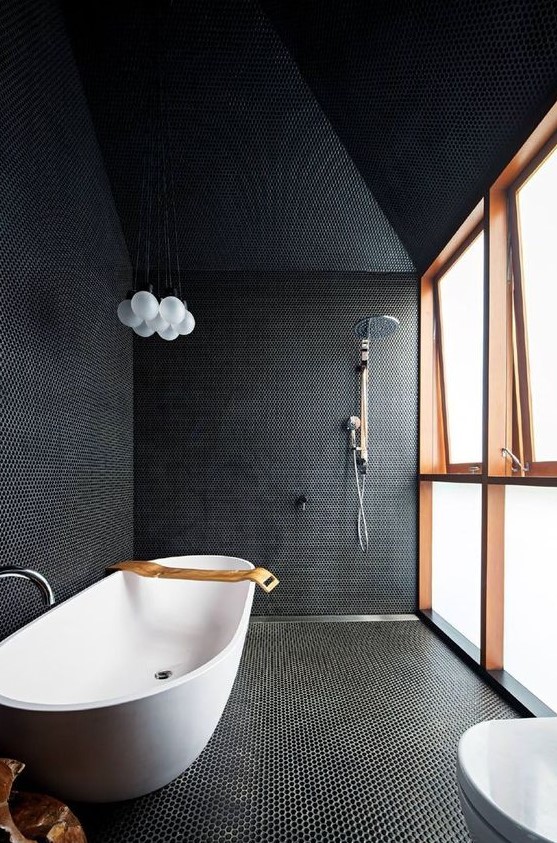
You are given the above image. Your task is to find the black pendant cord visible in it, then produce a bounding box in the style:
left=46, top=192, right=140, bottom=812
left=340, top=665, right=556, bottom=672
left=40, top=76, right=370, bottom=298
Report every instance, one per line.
left=159, top=66, right=173, bottom=294
left=133, top=152, right=148, bottom=293
left=163, top=81, right=182, bottom=300
left=133, top=3, right=182, bottom=304
left=156, top=77, right=161, bottom=300
left=145, top=77, right=155, bottom=294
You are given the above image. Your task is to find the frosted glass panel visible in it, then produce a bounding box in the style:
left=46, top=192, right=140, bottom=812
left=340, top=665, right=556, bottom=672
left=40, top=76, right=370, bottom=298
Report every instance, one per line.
left=516, top=146, right=557, bottom=461
left=431, top=482, right=482, bottom=647
left=504, top=486, right=557, bottom=713
left=438, top=234, right=484, bottom=464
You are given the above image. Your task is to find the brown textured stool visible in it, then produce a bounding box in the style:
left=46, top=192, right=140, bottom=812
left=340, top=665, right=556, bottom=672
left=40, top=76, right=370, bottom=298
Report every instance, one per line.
left=0, top=758, right=87, bottom=842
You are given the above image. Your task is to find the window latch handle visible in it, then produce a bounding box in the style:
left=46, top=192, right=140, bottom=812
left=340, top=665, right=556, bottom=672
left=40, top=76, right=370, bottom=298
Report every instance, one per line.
left=501, top=447, right=530, bottom=473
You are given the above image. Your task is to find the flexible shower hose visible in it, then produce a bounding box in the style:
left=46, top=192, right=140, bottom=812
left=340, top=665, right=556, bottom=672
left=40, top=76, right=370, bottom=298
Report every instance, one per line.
left=353, top=449, right=369, bottom=553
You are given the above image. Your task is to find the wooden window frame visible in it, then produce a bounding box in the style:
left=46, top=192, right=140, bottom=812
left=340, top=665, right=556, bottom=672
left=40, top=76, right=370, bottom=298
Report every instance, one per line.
left=507, top=130, right=557, bottom=478
left=418, top=201, right=484, bottom=617
left=420, top=201, right=484, bottom=477
left=433, top=222, right=485, bottom=475
left=419, top=99, right=557, bottom=717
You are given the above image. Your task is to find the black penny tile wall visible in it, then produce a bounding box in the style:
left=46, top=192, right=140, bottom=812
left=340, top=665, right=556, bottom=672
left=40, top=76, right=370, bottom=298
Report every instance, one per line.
left=134, top=273, right=418, bottom=615
left=0, top=0, right=133, bottom=640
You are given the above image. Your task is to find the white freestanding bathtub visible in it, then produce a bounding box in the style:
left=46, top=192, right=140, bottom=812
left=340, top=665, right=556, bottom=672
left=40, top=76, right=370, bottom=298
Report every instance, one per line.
left=0, top=555, right=255, bottom=802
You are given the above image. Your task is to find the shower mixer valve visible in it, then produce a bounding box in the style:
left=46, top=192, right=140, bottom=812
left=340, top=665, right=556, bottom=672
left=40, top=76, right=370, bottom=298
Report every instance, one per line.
left=295, top=495, right=308, bottom=512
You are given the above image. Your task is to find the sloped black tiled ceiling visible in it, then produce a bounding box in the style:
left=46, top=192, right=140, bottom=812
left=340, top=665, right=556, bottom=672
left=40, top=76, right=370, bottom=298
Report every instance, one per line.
left=63, top=1, right=414, bottom=274
left=262, top=0, right=557, bottom=271
left=65, top=0, right=557, bottom=276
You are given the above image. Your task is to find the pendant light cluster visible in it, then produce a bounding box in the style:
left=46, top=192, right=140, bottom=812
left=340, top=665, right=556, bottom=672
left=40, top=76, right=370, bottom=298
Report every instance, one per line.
left=118, top=289, right=194, bottom=341
left=117, top=7, right=194, bottom=341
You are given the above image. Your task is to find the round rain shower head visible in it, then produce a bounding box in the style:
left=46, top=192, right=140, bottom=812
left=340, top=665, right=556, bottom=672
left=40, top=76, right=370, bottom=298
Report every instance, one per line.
left=353, top=315, right=399, bottom=340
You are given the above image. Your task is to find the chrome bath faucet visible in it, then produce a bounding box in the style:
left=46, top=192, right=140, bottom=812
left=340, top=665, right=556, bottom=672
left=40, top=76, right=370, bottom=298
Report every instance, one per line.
left=0, top=567, right=55, bottom=607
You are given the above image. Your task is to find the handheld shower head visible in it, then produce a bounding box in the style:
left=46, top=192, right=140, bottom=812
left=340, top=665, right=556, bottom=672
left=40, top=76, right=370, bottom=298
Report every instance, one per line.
left=346, top=416, right=361, bottom=450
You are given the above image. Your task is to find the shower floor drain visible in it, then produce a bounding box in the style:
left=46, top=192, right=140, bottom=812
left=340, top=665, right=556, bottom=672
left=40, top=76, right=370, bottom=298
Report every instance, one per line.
left=154, top=670, right=173, bottom=680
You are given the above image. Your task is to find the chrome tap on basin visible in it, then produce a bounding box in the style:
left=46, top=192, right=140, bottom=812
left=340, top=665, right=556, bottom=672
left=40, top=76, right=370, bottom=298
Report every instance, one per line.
left=0, top=567, right=55, bottom=607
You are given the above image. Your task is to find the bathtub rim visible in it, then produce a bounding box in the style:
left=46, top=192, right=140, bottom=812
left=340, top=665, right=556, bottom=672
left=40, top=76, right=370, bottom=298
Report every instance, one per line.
left=0, top=554, right=255, bottom=714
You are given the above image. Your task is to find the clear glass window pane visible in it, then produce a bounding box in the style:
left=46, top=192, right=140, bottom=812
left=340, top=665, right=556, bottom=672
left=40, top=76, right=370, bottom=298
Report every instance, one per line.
left=437, top=233, right=484, bottom=464
left=504, top=486, right=557, bottom=713
left=431, top=482, right=482, bottom=647
left=516, top=144, right=557, bottom=461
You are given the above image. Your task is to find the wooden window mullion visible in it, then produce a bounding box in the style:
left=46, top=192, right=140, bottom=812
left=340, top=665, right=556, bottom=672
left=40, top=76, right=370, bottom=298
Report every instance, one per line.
left=508, top=194, right=534, bottom=468
left=418, top=481, right=433, bottom=611
left=528, top=461, right=557, bottom=476
left=432, top=281, right=450, bottom=470
left=481, top=483, right=505, bottom=670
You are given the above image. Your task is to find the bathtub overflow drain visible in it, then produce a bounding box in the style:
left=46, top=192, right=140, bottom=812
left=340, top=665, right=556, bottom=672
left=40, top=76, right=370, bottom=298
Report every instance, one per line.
left=154, top=670, right=173, bottom=680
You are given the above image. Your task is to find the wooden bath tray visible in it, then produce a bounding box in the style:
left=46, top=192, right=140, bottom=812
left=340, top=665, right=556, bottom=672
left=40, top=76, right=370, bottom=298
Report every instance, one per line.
left=107, top=560, right=279, bottom=593
left=0, top=758, right=87, bottom=842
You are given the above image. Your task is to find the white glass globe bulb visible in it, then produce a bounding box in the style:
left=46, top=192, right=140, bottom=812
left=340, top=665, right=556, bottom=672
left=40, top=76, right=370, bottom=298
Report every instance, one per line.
left=159, top=295, right=186, bottom=326
left=158, top=324, right=179, bottom=341
left=146, top=312, right=169, bottom=332
left=176, top=310, right=195, bottom=335
left=117, top=299, right=142, bottom=328
left=131, top=290, right=159, bottom=321
left=133, top=321, right=155, bottom=337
